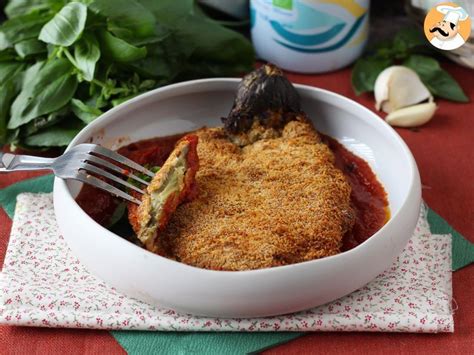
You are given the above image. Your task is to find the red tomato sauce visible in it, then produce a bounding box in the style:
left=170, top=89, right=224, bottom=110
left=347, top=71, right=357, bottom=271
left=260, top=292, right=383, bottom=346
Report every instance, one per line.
left=321, top=135, right=390, bottom=250
left=76, top=133, right=389, bottom=250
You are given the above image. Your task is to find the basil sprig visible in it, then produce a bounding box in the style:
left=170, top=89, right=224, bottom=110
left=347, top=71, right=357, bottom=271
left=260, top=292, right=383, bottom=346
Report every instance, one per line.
left=0, top=0, right=255, bottom=149
left=351, top=28, right=469, bottom=103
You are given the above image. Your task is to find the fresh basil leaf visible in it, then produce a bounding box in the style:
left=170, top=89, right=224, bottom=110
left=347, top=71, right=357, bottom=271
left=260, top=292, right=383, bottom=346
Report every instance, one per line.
left=135, top=0, right=254, bottom=77
left=129, top=43, right=179, bottom=80
left=0, top=65, right=25, bottom=143
left=104, top=24, right=167, bottom=48
left=404, top=55, right=469, bottom=103
left=421, top=70, right=469, bottom=103
left=74, top=33, right=101, bottom=81
left=139, top=79, right=156, bottom=90
left=5, top=0, right=47, bottom=18
left=92, top=62, right=114, bottom=84
left=78, top=0, right=95, bottom=5
left=0, top=80, right=18, bottom=144
left=39, top=2, right=88, bottom=47
left=116, top=28, right=169, bottom=47
left=5, top=0, right=61, bottom=19
left=158, top=0, right=253, bottom=71
left=393, top=28, right=427, bottom=53
left=138, top=0, right=194, bottom=25
left=0, top=49, right=17, bottom=62
left=404, top=54, right=439, bottom=73
left=20, top=61, right=45, bottom=89
left=71, top=98, right=102, bottom=124
left=95, top=94, right=109, bottom=109
left=14, top=38, right=46, bottom=58
left=99, top=31, right=147, bottom=63
left=0, top=62, right=25, bottom=83
left=0, top=12, right=52, bottom=50
left=351, top=57, right=392, bottom=95
left=182, top=17, right=254, bottom=66
left=105, top=27, right=134, bottom=43
left=9, top=58, right=78, bottom=129
left=84, top=87, right=108, bottom=109
left=23, top=119, right=85, bottom=147
left=89, top=0, right=156, bottom=40
left=105, top=85, right=130, bottom=97
left=20, top=106, right=69, bottom=137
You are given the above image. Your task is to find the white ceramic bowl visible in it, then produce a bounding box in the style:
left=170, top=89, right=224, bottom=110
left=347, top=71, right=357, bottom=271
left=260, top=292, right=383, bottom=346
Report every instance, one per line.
left=54, top=79, right=421, bottom=318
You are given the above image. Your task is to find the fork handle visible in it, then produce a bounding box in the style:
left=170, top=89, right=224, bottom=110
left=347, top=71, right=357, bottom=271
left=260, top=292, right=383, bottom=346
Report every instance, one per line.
left=0, top=152, right=55, bottom=172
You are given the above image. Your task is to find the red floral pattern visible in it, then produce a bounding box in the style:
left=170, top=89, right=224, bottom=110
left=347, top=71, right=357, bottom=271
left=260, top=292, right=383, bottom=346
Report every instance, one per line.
left=0, top=194, right=453, bottom=332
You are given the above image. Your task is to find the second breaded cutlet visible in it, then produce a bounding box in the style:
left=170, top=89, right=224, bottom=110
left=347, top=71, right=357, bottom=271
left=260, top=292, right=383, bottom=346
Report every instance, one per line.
left=158, top=117, right=354, bottom=271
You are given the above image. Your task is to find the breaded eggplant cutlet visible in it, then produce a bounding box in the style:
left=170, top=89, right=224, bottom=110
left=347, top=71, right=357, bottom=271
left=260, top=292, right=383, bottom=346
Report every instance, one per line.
left=129, top=65, right=355, bottom=271
left=160, top=120, right=353, bottom=270
left=128, top=135, right=199, bottom=254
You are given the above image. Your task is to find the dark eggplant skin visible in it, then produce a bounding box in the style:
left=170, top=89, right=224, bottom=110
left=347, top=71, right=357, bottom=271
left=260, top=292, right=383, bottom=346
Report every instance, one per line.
left=221, top=64, right=301, bottom=135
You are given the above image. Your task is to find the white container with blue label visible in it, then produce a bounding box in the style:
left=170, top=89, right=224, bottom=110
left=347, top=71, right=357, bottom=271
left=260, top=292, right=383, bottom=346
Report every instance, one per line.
left=250, top=0, right=370, bottom=73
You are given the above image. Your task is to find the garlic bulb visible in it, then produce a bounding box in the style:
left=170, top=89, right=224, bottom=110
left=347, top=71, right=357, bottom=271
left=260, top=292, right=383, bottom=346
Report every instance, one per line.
left=374, top=66, right=432, bottom=113
left=385, top=101, right=437, bottom=128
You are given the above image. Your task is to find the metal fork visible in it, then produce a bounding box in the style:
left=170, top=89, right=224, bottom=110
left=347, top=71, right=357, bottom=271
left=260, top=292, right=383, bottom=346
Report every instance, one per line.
left=0, top=144, right=155, bottom=205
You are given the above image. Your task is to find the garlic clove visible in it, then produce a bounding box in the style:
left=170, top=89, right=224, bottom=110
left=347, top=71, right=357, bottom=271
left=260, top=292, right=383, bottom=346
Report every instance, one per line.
left=387, top=68, right=432, bottom=113
left=374, top=66, right=433, bottom=113
left=374, top=66, right=401, bottom=111
left=385, top=102, right=437, bottom=128
left=381, top=100, right=393, bottom=114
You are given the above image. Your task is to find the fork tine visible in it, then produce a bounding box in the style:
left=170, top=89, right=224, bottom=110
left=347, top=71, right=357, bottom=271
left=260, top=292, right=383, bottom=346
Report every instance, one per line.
left=79, top=163, right=146, bottom=195
left=78, top=144, right=155, bottom=178
left=75, top=153, right=150, bottom=187
left=73, top=171, right=141, bottom=205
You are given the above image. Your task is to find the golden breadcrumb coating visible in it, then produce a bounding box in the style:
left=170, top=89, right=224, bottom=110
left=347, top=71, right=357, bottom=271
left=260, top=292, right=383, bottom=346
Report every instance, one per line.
left=128, top=135, right=199, bottom=254
left=158, top=117, right=354, bottom=271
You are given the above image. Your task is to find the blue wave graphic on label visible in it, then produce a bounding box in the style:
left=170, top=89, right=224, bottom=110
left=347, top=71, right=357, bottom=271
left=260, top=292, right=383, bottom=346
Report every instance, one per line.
left=270, top=21, right=345, bottom=46
left=274, top=13, right=366, bottom=53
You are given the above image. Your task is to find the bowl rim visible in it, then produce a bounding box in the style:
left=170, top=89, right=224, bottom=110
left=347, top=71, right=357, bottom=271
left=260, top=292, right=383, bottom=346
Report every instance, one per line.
left=54, top=78, right=419, bottom=276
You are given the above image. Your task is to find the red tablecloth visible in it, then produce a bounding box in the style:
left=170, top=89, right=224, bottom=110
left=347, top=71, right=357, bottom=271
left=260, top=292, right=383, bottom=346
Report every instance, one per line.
left=0, top=64, right=473, bottom=353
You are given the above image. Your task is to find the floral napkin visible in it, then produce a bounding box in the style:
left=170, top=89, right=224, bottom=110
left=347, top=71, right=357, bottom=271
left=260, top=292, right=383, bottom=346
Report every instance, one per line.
left=0, top=193, right=453, bottom=332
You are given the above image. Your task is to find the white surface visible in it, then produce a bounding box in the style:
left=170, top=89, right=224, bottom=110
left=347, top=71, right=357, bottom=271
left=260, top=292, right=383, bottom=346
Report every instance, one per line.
left=54, top=79, right=422, bottom=317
